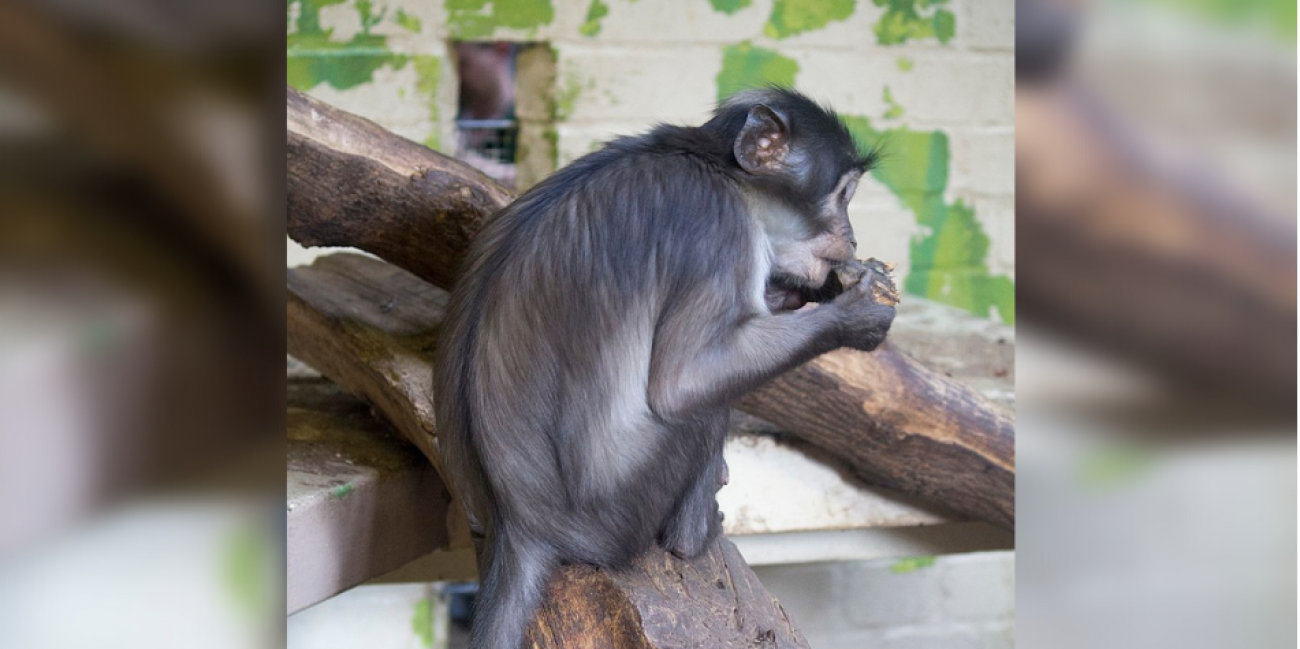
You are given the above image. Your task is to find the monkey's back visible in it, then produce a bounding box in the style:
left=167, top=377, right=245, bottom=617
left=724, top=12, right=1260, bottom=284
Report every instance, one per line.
left=434, top=129, right=756, bottom=564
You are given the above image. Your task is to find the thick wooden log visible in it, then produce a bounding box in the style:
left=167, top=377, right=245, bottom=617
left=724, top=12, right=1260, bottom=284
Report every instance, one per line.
left=286, top=86, right=1014, bottom=530
left=736, top=349, right=1013, bottom=529
left=527, top=535, right=806, bottom=649
left=287, top=252, right=809, bottom=648
left=287, top=85, right=512, bottom=290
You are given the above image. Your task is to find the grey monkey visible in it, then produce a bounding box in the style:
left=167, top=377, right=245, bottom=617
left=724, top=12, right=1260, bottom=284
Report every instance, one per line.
left=434, top=87, right=894, bottom=649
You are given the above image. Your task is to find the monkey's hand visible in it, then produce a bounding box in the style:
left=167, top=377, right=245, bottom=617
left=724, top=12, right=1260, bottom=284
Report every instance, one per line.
left=833, top=258, right=899, bottom=305
left=829, top=264, right=897, bottom=352
left=858, top=257, right=900, bottom=306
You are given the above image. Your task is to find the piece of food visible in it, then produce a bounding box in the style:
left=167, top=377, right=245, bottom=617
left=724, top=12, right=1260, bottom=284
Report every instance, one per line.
left=830, top=258, right=899, bottom=307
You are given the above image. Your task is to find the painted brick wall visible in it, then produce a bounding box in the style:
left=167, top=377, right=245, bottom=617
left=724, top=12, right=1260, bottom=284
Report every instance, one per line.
left=287, top=0, right=1015, bottom=322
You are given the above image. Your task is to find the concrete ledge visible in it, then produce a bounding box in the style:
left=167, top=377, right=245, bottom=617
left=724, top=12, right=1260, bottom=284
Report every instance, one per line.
left=287, top=381, right=452, bottom=615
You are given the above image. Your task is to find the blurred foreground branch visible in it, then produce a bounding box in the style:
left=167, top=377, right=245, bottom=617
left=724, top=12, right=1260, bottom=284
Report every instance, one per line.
left=1017, top=84, right=1297, bottom=407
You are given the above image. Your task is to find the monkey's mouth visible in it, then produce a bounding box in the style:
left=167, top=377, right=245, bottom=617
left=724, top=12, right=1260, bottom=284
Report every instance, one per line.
left=765, top=266, right=851, bottom=312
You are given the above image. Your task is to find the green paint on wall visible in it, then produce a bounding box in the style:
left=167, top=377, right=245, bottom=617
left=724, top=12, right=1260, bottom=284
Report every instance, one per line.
left=330, top=483, right=355, bottom=499
left=287, top=0, right=408, bottom=92
left=222, top=525, right=271, bottom=619
left=395, top=8, right=422, bottom=32
left=763, top=0, right=857, bottom=39
left=896, top=56, right=914, bottom=71
left=841, top=115, right=1014, bottom=322
left=872, top=0, right=956, bottom=45
left=354, top=0, right=386, bottom=31
left=555, top=75, right=583, bottom=121
left=543, top=126, right=559, bottom=168
left=287, top=1, right=445, bottom=152
left=579, top=0, right=610, bottom=37
left=716, top=42, right=799, bottom=101
left=709, top=0, right=753, bottom=15
left=413, top=55, right=443, bottom=150
left=890, top=556, right=936, bottom=573
left=290, top=0, right=347, bottom=35
left=286, top=46, right=404, bottom=92
left=445, top=0, right=555, bottom=39
left=412, top=597, right=435, bottom=647
left=882, top=85, right=904, bottom=119
left=1078, top=446, right=1153, bottom=490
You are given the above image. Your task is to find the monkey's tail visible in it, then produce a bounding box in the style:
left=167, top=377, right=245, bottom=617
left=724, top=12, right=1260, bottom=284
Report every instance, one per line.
left=470, top=516, right=554, bottom=649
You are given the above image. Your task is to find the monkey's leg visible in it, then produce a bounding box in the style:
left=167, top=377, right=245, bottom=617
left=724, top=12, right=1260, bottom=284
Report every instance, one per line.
left=659, top=425, right=727, bottom=559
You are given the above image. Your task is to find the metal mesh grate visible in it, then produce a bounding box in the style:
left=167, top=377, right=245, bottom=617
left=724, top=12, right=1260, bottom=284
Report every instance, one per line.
left=455, top=118, right=519, bottom=187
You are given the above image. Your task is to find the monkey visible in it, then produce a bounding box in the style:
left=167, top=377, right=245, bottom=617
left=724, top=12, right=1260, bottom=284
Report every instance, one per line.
left=434, top=87, right=895, bottom=649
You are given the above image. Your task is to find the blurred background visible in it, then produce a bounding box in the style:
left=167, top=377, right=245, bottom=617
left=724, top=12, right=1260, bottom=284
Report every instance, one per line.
left=0, top=0, right=1291, bottom=647
left=1016, top=1, right=1295, bottom=649
left=0, top=0, right=283, bottom=648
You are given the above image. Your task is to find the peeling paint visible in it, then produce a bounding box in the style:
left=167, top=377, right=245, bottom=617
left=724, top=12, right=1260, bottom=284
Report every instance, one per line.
left=445, top=0, right=555, bottom=39
left=841, top=115, right=1015, bottom=323
left=287, top=0, right=407, bottom=91
left=412, top=597, right=435, bottom=647
left=543, top=126, right=559, bottom=168
left=287, top=0, right=444, bottom=151
left=413, top=55, right=443, bottom=150
left=882, top=85, right=904, bottom=119
left=709, top=0, right=753, bottom=15
left=764, top=0, right=857, bottom=39
left=872, top=0, right=956, bottom=45
left=890, top=555, right=935, bottom=573
left=716, top=41, right=799, bottom=101
left=394, top=8, right=421, bottom=32
left=555, top=77, right=581, bottom=121
left=580, top=0, right=610, bottom=37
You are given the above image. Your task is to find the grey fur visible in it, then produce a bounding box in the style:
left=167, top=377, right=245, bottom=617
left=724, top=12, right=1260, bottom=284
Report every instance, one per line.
left=433, top=88, right=893, bottom=649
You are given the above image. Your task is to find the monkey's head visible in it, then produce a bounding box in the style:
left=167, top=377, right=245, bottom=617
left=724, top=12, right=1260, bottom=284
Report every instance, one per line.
left=708, top=88, right=879, bottom=302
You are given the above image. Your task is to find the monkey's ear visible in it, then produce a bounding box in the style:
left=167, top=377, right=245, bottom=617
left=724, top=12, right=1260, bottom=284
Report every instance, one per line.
left=735, top=104, right=790, bottom=174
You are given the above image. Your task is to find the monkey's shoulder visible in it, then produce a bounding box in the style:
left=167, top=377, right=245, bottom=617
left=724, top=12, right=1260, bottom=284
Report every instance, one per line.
left=539, top=126, right=737, bottom=194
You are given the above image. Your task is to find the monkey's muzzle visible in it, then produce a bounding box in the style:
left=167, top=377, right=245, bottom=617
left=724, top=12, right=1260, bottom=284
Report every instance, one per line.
left=766, top=258, right=899, bottom=312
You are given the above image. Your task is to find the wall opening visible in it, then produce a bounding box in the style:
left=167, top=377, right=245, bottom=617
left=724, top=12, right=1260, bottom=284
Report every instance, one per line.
left=453, top=42, right=557, bottom=190
left=453, top=41, right=520, bottom=187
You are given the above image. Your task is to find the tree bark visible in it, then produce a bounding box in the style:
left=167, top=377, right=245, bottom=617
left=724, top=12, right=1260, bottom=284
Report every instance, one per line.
left=288, top=252, right=809, bottom=648
left=286, top=86, right=1015, bottom=530
left=735, top=347, right=1014, bottom=529
left=526, top=535, right=807, bottom=649
left=287, top=85, right=513, bottom=290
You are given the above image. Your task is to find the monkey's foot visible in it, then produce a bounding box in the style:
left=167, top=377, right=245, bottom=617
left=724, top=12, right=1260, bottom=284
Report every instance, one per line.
left=660, top=504, right=723, bottom=560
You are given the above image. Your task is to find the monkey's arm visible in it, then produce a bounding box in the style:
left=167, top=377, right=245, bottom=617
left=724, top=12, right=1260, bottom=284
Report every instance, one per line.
left=648, top=302, right=891, bottom=420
